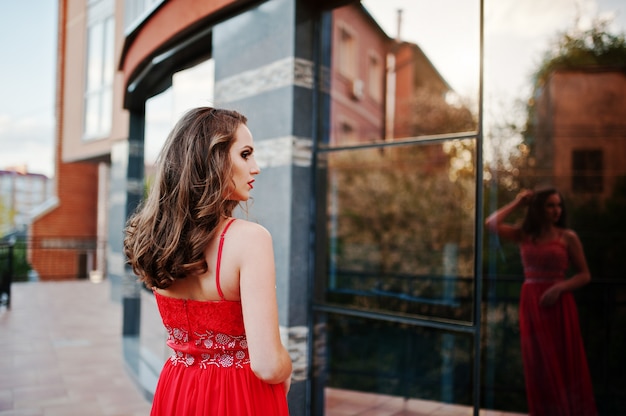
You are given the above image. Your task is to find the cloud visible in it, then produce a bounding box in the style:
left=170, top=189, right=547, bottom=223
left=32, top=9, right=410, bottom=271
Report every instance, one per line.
left=0, top=113, right=54, bottom=177
left=486, top=0, right=605, bottom=37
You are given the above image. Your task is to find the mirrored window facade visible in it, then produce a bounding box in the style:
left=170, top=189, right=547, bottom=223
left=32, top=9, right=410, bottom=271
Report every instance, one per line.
left=312, top=1, right=626, bottom=415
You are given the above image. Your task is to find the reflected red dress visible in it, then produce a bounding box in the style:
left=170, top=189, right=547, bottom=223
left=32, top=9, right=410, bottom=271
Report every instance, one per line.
left=150, top=219, right=289, bottom=415
left=519, top=237, right=597, bottom=416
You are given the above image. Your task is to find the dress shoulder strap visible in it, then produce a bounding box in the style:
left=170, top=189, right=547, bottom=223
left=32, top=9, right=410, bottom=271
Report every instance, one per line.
left=216, top=218, right=236, bottom=301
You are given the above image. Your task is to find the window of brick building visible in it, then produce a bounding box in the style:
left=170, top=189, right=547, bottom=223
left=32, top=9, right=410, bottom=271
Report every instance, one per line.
left=337, top=24, right=357, bottom=80
left=367, top=51, right=383, bottom=102
left=84, top=0, right=115, bottom=140
left=572, top=149, right=603, bottom=193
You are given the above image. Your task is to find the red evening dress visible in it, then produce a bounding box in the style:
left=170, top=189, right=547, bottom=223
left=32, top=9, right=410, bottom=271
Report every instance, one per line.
left=150, top=219, right=289, bottom=415
left=519, top=236, right=597, bottom=416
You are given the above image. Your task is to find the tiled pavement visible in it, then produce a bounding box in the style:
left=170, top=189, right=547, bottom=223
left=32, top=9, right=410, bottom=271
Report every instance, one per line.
left=324, top=388, right=526, bottom=416
left=0, top=280, right=152, bottom=416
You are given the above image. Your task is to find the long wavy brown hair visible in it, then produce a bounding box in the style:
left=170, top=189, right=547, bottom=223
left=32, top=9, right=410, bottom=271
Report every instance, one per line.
left=124, top=107, right=247, bottom=289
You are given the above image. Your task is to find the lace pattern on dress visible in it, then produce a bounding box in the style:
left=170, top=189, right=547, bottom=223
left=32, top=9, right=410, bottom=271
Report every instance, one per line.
left=165, top=325, right=189, bottom=344
left=170, top=350, right=251, bottom=369
left=166, top=327, right=250, bottom=369
left=194, top=330, right=248, bottom=350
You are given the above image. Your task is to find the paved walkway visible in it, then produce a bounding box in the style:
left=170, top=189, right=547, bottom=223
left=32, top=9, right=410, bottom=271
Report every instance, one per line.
left=0, top=280, right=152, bottom=416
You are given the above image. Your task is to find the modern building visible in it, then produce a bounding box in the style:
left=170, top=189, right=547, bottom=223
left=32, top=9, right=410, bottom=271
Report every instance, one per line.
left=42, top=0, right=626, bottom=415
left=0, top=168, right=53, bottom=236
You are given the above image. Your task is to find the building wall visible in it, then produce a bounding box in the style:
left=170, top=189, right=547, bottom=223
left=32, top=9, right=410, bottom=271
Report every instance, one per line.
left=61, top=0, right=129, bottom=163
left=534, top=69, right=626, bottom=197
left=30, top=0, right=100, bottom=281
left=330, top=4, right=389, bottom=145
left=393, top=42, right=453, bottom=139
left=29, top=161, right=98, bottom=280
left=548, top=70, right=626, bottom=199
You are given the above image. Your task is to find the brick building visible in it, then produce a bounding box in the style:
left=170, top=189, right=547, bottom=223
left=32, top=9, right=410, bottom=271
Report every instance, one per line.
left=0, top=169, right=52, bottom=236
left=533, top=68, right=626, bottom=200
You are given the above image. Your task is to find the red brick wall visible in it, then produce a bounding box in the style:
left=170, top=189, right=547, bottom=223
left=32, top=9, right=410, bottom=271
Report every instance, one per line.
left=30, top=162, right=98, bottom=280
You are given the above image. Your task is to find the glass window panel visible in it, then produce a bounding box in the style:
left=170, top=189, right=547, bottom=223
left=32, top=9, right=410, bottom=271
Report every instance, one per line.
left=100, top=89, right=113, bottom=135
left=325, top=1, right=479, bottom=147
left=103, top=17, right=115, bottom=86
left=86, top=22, right=104, bottom=92
left=84, top=94, right=100, bottom=138
left=336, top=25, right=357, bottom=80
left=144, top=58, right=215, bottom=186
left=124, top=0, right=165, bottom=32
left=483, top=1, right=626, bottom=414
left=83, top=1, right=114, bottom=139
left=314, top=313, right=474, bottom=413
left=572, top=149, right=603, bottom=193
left=367, top=51, right=383, bottom=102
left=319, top=140, right=476, bottom=322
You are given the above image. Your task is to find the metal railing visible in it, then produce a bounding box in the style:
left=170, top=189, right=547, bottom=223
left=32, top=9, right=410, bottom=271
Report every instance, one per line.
left=0, top=241, right=14, bottom=308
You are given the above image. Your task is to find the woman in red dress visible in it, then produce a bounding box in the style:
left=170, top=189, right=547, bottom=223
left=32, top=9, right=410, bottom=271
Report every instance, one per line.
left=485, top=188, right=597, bottom=416
left=124, top=107, right=292, bottom=415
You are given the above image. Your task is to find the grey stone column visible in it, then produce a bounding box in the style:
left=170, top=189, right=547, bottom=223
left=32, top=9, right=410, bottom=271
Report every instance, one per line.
left=213, top=1, right=317, bottom=414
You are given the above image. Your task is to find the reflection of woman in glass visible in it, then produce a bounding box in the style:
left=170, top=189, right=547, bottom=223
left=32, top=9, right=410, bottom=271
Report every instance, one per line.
left=485, top=188, right=597, bottom=416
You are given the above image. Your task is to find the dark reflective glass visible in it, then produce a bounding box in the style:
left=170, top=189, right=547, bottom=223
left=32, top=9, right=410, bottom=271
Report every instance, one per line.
left=313, top=313, right=474, bottom=413
left=483, top=1, right=626, bottom=414
left=318, top=141, right=476, bottom=322
left=315, top=0, right=626, bottom=413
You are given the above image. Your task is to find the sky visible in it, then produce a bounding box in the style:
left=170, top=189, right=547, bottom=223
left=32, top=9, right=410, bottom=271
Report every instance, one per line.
left=363, top=0, right=626, bottom=105
left=0, top=0, right=624, bottom=179
left=0, top=1, right=57, bottom=178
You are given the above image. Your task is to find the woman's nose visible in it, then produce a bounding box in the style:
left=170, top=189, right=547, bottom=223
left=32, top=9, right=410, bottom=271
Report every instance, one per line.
left=251, top=160, right=260, bottom=175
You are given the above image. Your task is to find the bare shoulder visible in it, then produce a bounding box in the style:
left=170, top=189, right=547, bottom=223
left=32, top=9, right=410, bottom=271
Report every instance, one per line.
left=562, top=228, right=582, bottom=246
left=230, top=219, right=272, bottom=246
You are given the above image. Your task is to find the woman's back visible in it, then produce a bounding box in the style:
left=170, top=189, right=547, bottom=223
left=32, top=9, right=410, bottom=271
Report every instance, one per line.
left=150, top=218, right=290, bottom=416
left=155, top=218, right=242, bottom=302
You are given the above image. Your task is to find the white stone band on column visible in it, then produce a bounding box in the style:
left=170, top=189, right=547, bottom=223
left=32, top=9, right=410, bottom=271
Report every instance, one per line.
left=255, top=136, right=313, bottom=168
left=215, top=57, right=314, bottom=103
left=281, top=325, right=309, bottom=382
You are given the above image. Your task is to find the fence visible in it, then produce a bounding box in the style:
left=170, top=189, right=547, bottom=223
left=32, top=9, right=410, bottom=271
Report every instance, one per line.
left=0, top=241, right=14, bottom=307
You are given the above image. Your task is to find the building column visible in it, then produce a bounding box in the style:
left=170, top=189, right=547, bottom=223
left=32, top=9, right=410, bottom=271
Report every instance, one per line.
left=213, top=1, right=317, bottom=414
